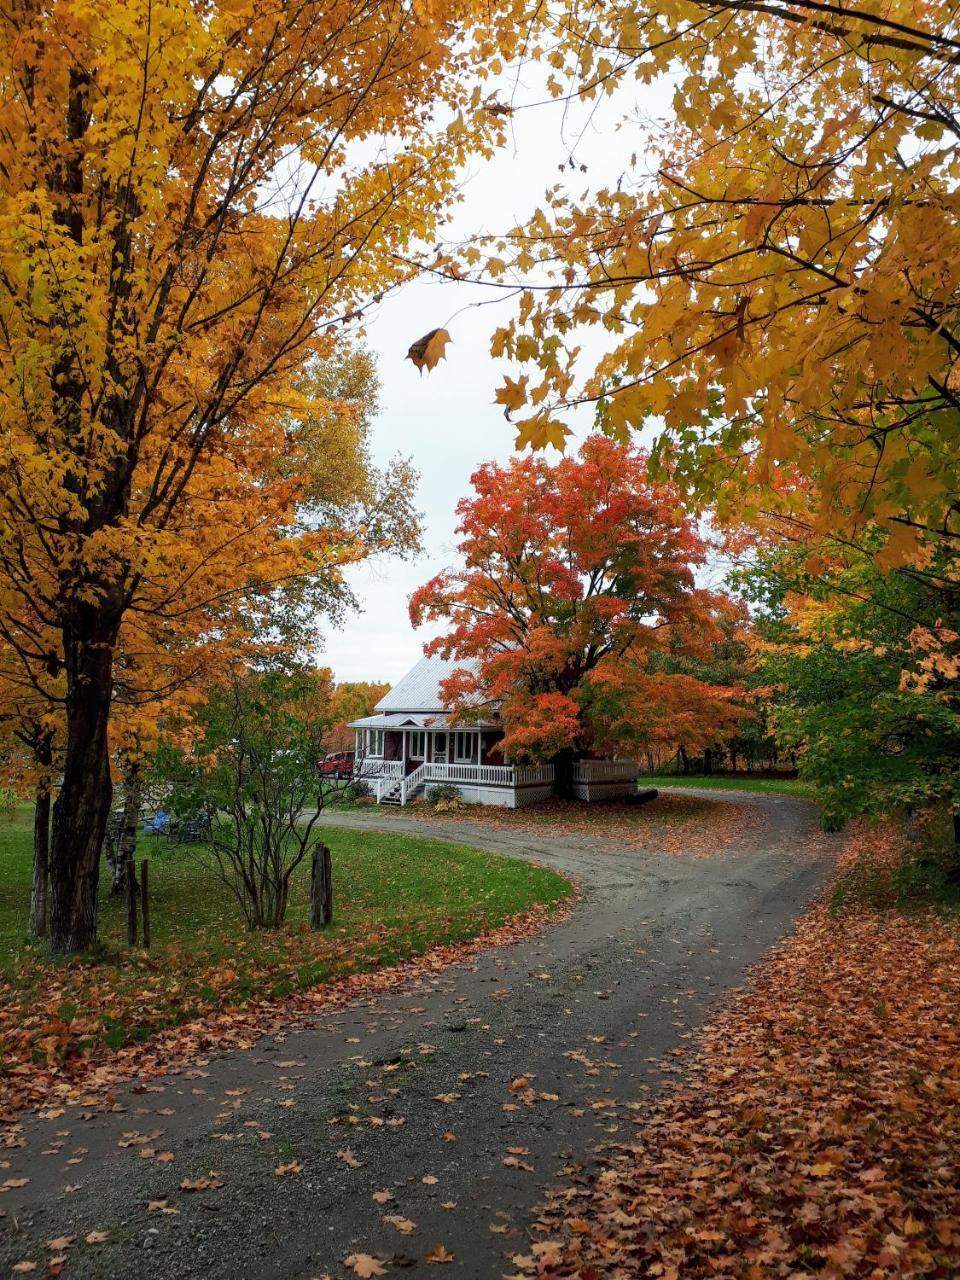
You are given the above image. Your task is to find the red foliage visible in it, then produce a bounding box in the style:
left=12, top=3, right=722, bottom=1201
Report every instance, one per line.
left=410, top=437, right=747, bottom=762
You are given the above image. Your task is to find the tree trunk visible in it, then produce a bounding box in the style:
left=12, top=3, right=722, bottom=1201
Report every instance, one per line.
left=29, top=781, right=51, bottom=940
left=553, top=748, right=575, bottom=800
left=49, top=613, right=117, bottom=954
left=119, top=759, right=142, bottom=865
left=310, top=842, right=333, bottom=929
left=703, top=747, right=713, bottom=776
left=107, top=756, right=142, bottom=896
left=679, top=745, right=690, bottom=775
left=106, top=828, right=126, bottom=896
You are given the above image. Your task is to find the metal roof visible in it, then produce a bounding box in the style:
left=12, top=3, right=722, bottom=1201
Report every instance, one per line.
left=373, top=654, right=483, bottom=714
left=348, top=712, right=451, bottom=730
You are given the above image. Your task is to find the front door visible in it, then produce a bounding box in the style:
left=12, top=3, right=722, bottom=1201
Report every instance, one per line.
left=433, top=732, right=448, bottom=764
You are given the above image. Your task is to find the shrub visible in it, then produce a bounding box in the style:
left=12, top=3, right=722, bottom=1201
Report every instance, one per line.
left=429, top=783, right=465, bottom=812
left=831, top=811, right=960, bottom=912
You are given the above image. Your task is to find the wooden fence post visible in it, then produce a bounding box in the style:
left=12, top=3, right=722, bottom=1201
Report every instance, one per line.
left=125, top=857, right=138, bottom=947
left=140, top=858, right=150, bottom=949
left=309, top=842, right=333, bottom=929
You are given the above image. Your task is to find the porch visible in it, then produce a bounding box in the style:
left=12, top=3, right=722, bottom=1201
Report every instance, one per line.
left=353, top=752, right=640, bottom=808
left=356, top=757, right=556, bottom=808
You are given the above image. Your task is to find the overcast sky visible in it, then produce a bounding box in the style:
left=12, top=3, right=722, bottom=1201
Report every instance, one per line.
left=320, top=73, right=673, bottom=684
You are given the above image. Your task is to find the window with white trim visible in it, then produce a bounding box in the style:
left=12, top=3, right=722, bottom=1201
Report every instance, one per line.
left=454, top=731, right=475, bottom=763
left=409, top=731, right=425, bottom=760
left=366, top=728, right=384, bottom=756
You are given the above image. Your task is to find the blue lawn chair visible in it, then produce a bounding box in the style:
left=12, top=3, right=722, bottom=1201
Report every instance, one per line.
left=143, top=809, right=170, bottom=836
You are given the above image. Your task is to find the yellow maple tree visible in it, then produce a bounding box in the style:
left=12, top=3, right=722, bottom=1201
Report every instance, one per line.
left=0, top=0, right=523, bottom=951
left=482, top=0, right=958, bottom=582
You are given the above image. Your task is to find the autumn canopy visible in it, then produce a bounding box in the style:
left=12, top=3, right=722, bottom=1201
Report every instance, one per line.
left=0, top=0, right=522, bottom=951
left=410, top=437, right=746, bottom=788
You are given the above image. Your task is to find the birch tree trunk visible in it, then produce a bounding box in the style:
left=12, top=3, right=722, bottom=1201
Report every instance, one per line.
left=29, top=783, right=51, bottom=939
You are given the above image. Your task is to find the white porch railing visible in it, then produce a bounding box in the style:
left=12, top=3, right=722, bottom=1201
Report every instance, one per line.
left=513, top=765, right=555, bottom=785
left=355, top=758, right=403, bottom=803
left=357, top=758, right=404, bottom=779
left=573, top=759, right=638, bottom=782
left=422, top=762, right=516, bottom=786
left=377, top=761, right=556, bottom=806
left=400, top=762, right=428, bottom=805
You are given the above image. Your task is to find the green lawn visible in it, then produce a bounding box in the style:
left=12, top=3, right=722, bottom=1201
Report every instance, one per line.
left=637, top=774, right=815, bottom=799
left=0, top=806, right=570, bottom=1106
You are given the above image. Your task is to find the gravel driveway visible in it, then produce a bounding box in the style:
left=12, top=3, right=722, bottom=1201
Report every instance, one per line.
left=0, top=791, right=840, bottom=1279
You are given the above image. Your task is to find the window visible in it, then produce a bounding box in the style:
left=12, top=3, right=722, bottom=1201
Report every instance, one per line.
left=366, top=728, right=384, bottom=757
left=409, top=731, right=425, bottom=760
left=454, top=731, right=475, bottom=763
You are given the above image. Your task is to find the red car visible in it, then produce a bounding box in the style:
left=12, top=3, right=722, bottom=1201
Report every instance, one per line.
left=319, top=751, right=355, bottom=779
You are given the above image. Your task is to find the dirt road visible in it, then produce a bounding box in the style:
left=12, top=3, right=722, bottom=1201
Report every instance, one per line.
left=0, top=792, right=839, bottom=1278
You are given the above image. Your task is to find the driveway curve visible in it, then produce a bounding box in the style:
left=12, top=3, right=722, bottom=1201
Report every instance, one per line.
left=0, top=792, right=841, bottom=1279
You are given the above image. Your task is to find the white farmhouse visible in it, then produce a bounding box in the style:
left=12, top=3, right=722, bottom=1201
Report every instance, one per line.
left=349, top=655, right=637, bottom=807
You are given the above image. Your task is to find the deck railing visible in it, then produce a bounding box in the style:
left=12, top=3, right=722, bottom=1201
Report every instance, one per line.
left=422, top=762, right=516, bottom=786
left=376, top=761, right=557, bottom=805
left=513, top=765, right=556, bottom=785
left=357, top=758, right=404, bottom=779
left=572, top=759, right=638, bottom=782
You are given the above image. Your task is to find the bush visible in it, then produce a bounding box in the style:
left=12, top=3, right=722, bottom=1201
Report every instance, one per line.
left=429, top=783, right=465, bottom=813
left=340, top=779, right=370, bottom=803
left=831, top=812, right=960, bottom=912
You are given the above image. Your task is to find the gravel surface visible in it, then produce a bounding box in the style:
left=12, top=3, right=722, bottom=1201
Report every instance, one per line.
left=0, top=791, right=840, bottom=1279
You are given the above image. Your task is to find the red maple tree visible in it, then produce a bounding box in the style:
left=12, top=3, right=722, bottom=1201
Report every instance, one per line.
left=410, top=437, right=747, bottom=793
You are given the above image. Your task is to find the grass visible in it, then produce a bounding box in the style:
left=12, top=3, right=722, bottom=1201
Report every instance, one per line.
left=0, top=806, right=570, bottom=1098
left=830, top=810, right=960, bottom=914
left=636, top=774, right=815, bottom=798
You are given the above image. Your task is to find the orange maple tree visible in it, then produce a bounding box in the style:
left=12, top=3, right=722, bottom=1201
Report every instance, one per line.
left=410, top=436, right=747, bottom=791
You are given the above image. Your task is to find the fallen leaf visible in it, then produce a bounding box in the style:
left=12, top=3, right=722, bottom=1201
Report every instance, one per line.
left=425, top=1244, right=454, bottom=1264
left=383, top=1214, right=417, bottom=1235
left=45, top=1237, right=76, bottom=1252
left=275, top=1161, right=303, bottom=1177
left=344, top=1254, right=386, bottom=1278
left=84, top=1230, right=110, bottom=1245
left=179, top=1176, right=223, bottom=1192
